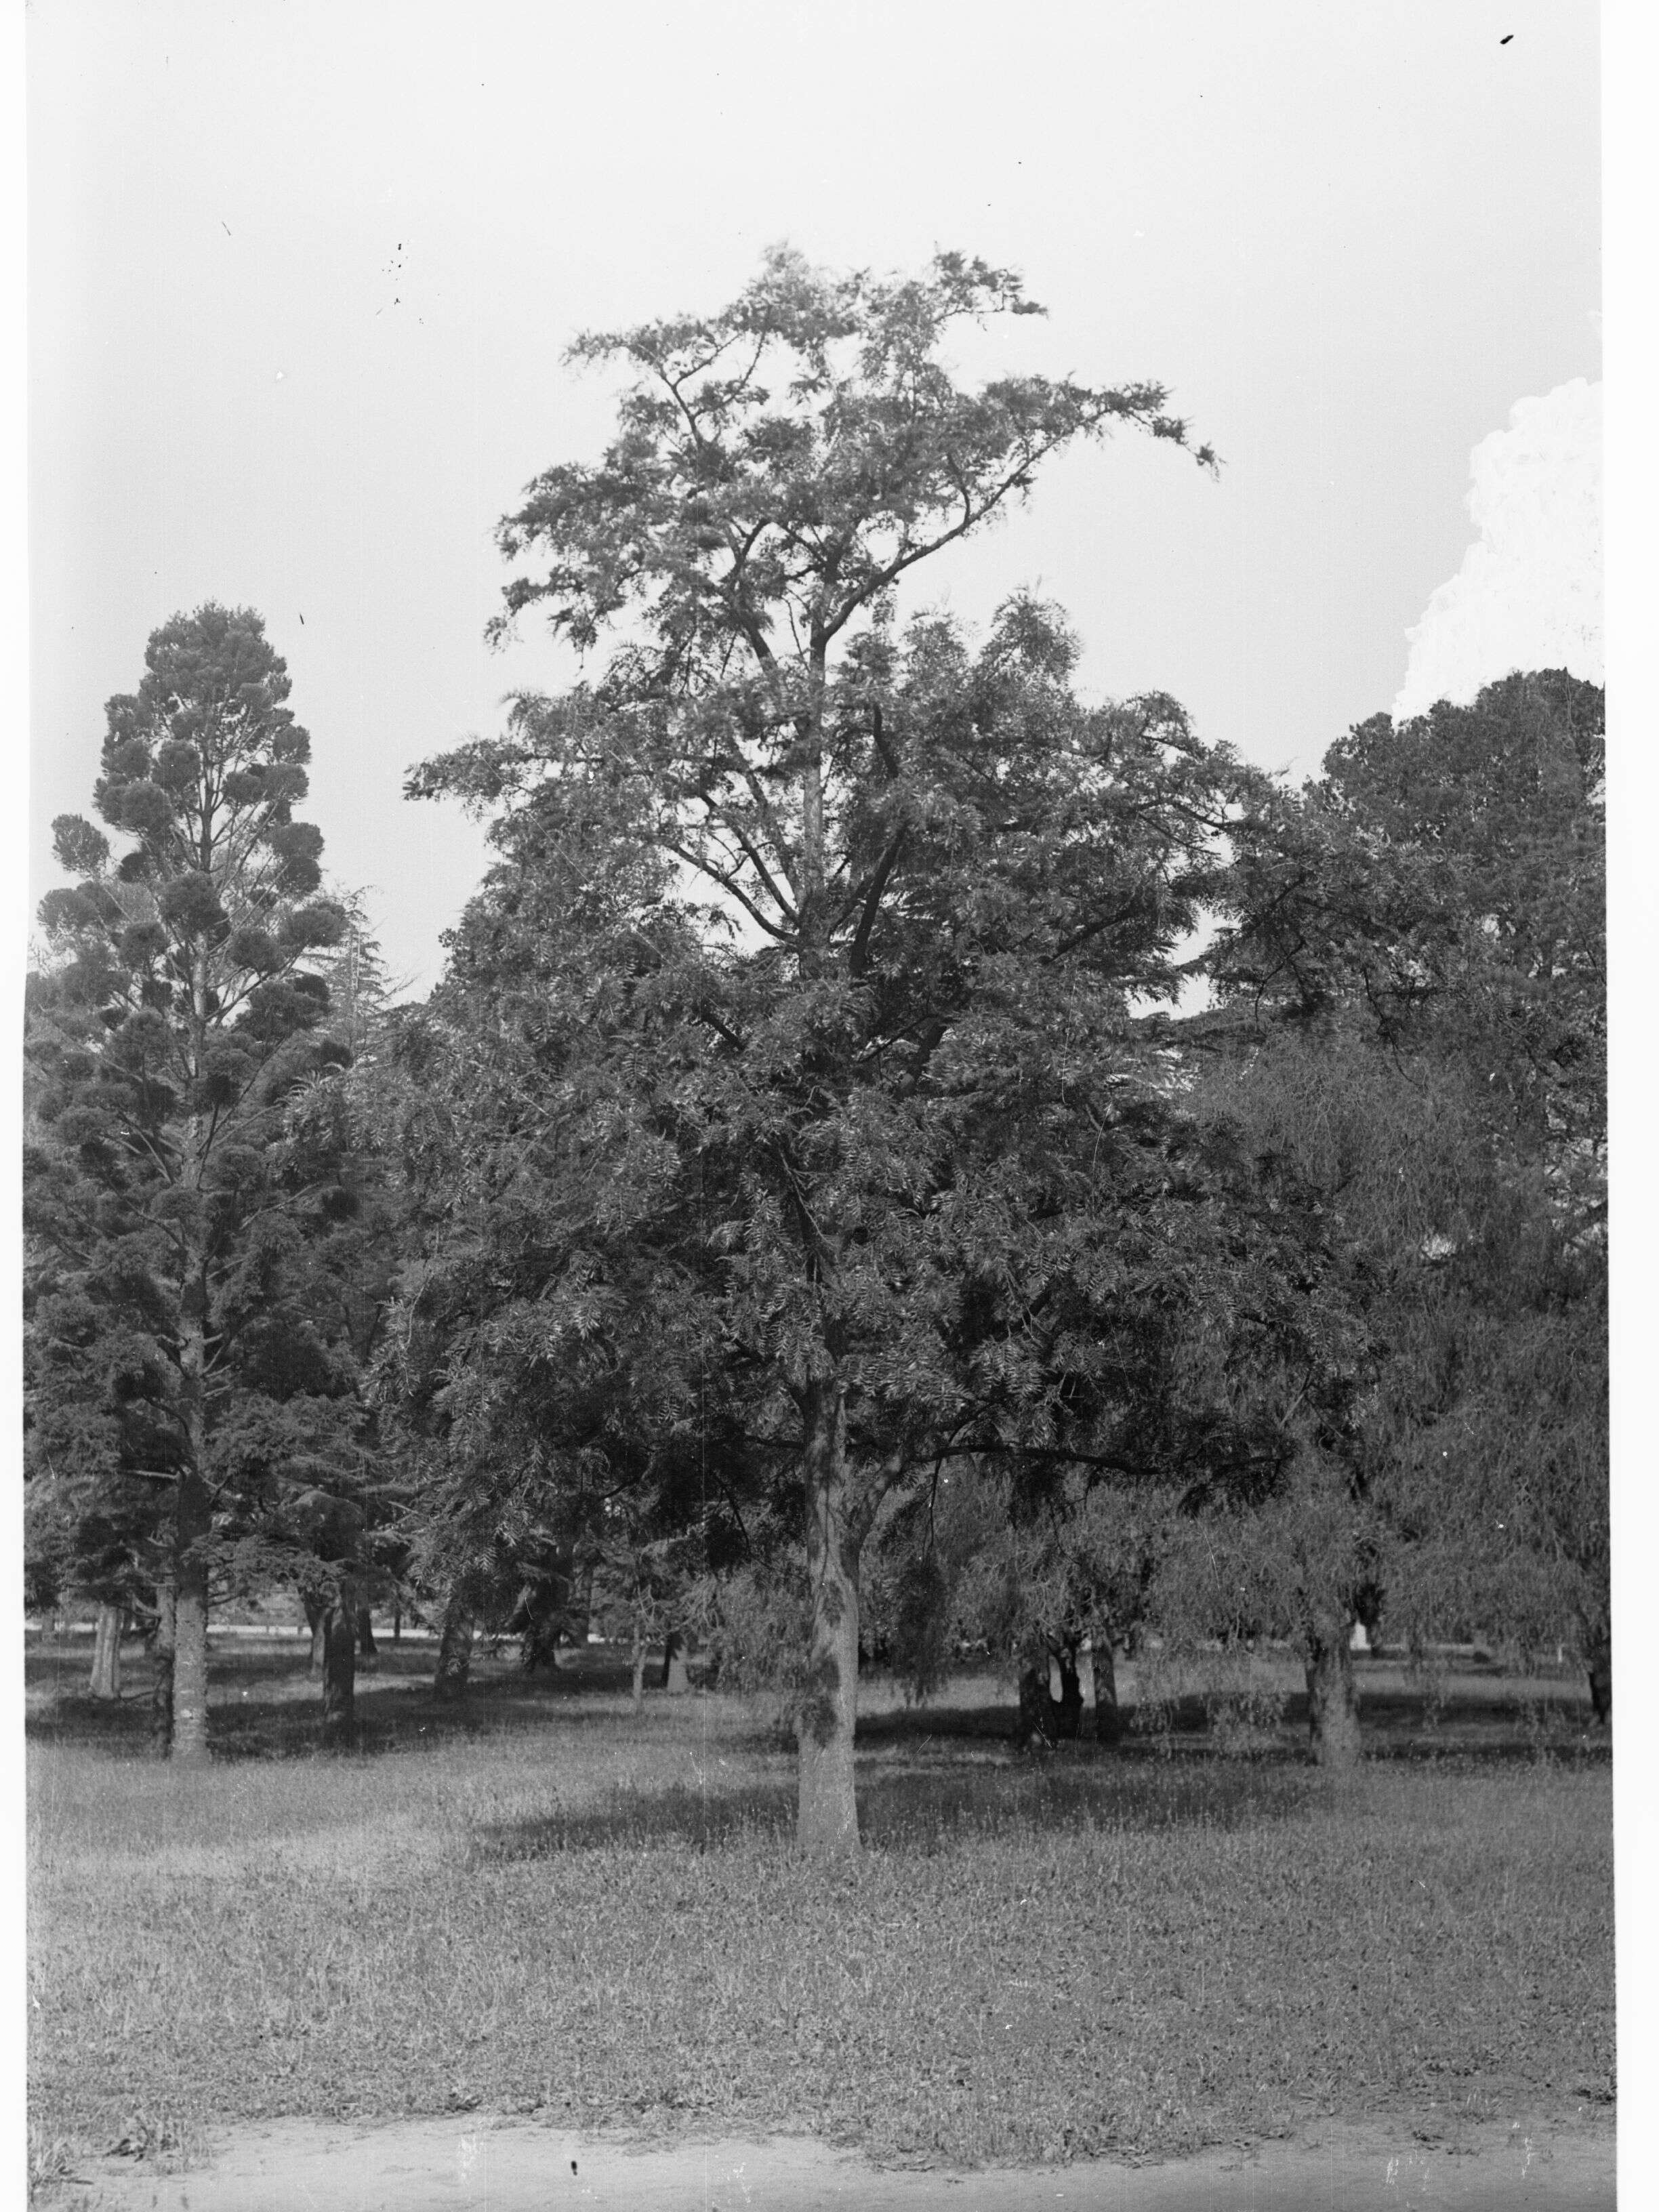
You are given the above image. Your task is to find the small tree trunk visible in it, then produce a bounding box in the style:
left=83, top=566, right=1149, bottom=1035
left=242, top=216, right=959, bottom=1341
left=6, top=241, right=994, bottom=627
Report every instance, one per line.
left=434, top=1592, right=474, bottom=1698
left=322, top=1589, right=357, bottom=1742
left=1306, top=1623, right=1361, bottom=1769
left=173, top=1194, right=215, bottom=1769
left=149, top=1581, right=176, bottom=1755
left=1092, top=1641, right=1122, bottom=1746
left=630, top=1619, right=647, bottom=1713
left=1051, top=1650, right=1083, bottom=1738
left=304, top=1599, right=327, bottom=1679
left=663, top=1631, right=691, bottom=1695
left=1586, top=1629, right=1612, bottom=1725
left=89, top=1603, right=123, bottom=1700
left=796, top=1381, right=861, bottom=1859
left=170, top=1471, right=212, bottom=1769
left=392, top=1603, right=402, bottom=1645
left=356, top=1606, right=379, bottom=1672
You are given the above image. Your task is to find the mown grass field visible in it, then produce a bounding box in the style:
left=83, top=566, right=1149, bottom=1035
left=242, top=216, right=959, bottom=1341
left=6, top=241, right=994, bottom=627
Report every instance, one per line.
left=26, top=1637, right=1614, bottom=2182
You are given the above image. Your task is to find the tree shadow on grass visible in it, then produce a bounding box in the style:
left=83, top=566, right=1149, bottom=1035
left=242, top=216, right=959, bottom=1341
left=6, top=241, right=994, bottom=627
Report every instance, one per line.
left=853, top=1689, right=1212, bottom=1749
left=25, top=1643, right=779, bottom=1763
left=468, top=1741, right=1325, bottom=1860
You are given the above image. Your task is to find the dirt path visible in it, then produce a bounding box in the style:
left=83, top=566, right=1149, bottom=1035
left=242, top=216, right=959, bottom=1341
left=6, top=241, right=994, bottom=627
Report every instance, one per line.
left=50, top=2110, right=1615, bottom=2211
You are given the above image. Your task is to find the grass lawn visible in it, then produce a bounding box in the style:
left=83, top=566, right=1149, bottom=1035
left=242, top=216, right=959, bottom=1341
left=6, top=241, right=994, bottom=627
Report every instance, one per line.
left=26, top=1637, right=1614, bottom=2180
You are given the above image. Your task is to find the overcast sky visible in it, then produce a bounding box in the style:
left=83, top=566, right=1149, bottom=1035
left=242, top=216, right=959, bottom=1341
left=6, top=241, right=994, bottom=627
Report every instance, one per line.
left=27, top=0, right=1600, bottom=995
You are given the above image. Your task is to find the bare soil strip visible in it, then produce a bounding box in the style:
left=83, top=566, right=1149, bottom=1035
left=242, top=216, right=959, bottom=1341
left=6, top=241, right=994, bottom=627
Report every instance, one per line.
left=54, top=2111, right=1615, bottom=2211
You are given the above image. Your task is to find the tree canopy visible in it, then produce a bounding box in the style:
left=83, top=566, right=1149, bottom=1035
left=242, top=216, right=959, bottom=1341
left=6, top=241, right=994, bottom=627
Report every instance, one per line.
left=1184, top=672, right=1608, bottom=1729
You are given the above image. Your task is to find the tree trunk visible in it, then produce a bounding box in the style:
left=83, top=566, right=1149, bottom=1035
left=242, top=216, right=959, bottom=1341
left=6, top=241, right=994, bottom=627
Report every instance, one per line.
left=392, top=1603, right=402, bottom=1645
left=149, top=1580, right=176, bottom=1755
left=171, top=1165, right=216, bottom=1770
left=305, top=1599, right=327, bottom=1679
left=1305, top=1624, right=1361, bottom=1769
left=89, top=1603, right=123, bottom=1700
left=630, top=1619, right=647, bottom=1713
left=356, top=1606, right=379, bottom=1671
left=581, top=1563, right=597, bottom=1643
left=796, top=1382, right=861, bottom=1858
left=1586, top=1628, right=1612, bottom=1725
left=1092, top=1640, right=1122, bottom=1746
left=322, top=1589, right=357, bottom=1742
left=170, top=1469, right=212, bottom=1769
left=434, top=1592, right=474, bottom=1697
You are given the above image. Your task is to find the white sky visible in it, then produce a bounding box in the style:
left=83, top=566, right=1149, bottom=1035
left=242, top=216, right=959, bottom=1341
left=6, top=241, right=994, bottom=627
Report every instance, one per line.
left=26, top=0, right=1600, bottom=995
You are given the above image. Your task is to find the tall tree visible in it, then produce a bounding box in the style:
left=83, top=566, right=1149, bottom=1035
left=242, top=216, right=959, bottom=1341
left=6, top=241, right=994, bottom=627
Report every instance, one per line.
left=408, top=249, right=1228, bottom=1856
left=25, top=605, right=361, bottom=1763
left=408, top=232, right=1355, bottom=1846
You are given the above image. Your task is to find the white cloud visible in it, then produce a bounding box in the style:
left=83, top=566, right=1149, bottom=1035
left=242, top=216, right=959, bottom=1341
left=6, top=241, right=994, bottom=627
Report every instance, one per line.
left=1394, top=379, right=1601, bottom=722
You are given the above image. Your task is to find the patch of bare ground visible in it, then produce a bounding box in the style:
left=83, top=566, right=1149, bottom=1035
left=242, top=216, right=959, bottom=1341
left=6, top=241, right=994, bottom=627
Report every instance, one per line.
left=39, top=2110, right=1616, bottom=2211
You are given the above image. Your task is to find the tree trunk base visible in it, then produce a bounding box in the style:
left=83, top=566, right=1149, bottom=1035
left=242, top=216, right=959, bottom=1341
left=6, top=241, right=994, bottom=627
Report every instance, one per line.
left=1306, top=1631, right=1361, bottom=1768
left=796, top=1382, right=862, bottom=1858
left=434, top=1595, right=474, bottom=1698
left=1586, top=1635, right=1612, bottom=1726
left=322, top=1594, right=357, bottom=1744
left=171, top=1565, right=211, bottom=1767
left=796, top=1723, right=861, bottom=1858
left=89, top=1603, right=123, bottom=1700
left=1093, top=1643, right=1122, bottom=1746
left=148, top=1583, right=177, bottom=1757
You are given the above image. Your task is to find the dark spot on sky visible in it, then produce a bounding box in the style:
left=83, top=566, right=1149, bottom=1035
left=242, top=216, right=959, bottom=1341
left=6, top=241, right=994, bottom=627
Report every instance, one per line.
left=1500, top=33, right=1513, bottom=43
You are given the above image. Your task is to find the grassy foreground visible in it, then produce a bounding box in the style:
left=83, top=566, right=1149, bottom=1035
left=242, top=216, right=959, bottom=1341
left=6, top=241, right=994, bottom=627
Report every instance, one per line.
left=27, top=1642, right=1614, bottom=2173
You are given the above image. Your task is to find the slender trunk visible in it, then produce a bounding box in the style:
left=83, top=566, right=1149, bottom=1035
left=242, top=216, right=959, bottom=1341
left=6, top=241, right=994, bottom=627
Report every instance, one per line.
left=1092, top=1641, right=1122, bottom=1747
left=170, top=1467, right=212, bottom=1768
left=796, top=1381, right=861, bottom=1858
left=1050, top=1650, right=1083, bottom=1738
left=434, top=1592, right=474, bottom=1698
left=149, top=1580, right=177, bottom=1755
left=321, top=1586, right=357, bottom=1742
left=798, top=644, right=827, bottom=946
left=581, top=1563, right=597, bottom=1643
left=171, top=953, right=213, bottom=1769
left=392, top=1603, right=402, bottom=1645
left=1305, top=1622, right=1361, bottom=1769
left=89, top=1603, right=123, bottom=1700
left=1586, top=1628, right=1612, bottom=1725
left=305, top=1599, right=327, bottom=1679
left=630, top=1618, right=647, bottom=1713
left=356, top=1605, right=379, bottom=1671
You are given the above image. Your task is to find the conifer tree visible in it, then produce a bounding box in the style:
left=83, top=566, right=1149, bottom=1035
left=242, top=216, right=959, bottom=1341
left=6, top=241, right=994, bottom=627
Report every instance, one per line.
left=26, top=605, right=363, bottom=1762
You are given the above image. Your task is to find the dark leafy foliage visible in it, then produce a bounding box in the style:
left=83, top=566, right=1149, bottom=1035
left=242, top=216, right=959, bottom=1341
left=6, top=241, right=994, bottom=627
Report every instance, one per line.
left=1181, top=674, right=1607, bottom=1694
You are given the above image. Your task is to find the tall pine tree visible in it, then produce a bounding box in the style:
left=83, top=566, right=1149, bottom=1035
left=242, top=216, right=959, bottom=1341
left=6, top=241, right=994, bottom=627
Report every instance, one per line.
left=26, top=605, right=362, bottom=1761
